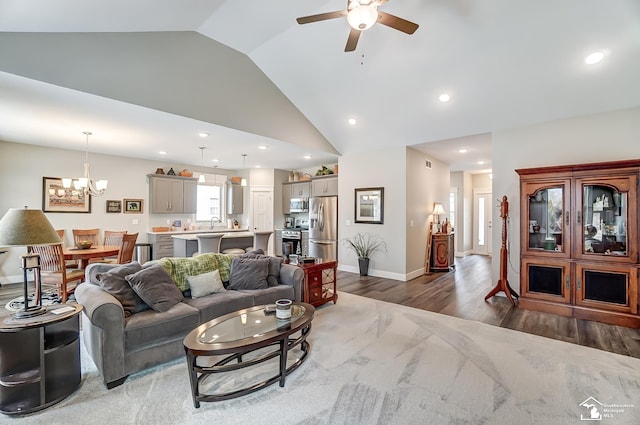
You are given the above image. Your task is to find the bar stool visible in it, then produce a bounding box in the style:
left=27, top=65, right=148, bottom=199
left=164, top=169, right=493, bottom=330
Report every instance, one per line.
left=196, top=234, right=223, bottom=255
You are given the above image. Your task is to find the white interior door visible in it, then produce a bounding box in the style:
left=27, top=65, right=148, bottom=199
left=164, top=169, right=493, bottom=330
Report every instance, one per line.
left=251, top=189, right=274, bottom=253
left=473, top=190, right=493, bottom=255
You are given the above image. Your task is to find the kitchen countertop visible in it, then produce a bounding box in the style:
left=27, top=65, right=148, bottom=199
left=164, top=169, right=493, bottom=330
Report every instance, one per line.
left=147, top=228, right=248, bottom=235
left=171, top=232, right=254, bottom=240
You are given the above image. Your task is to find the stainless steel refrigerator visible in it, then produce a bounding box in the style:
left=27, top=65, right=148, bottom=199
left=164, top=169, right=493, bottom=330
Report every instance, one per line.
left=309, top=196, right=338, bottom=261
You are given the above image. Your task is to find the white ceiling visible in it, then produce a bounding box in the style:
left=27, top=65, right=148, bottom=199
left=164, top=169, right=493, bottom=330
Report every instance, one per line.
left=0, top=0, right=639, bottom=173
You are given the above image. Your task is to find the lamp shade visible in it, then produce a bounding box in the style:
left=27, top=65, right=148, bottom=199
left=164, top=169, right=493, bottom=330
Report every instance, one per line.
left=0, top=208, right=61, bottom=246
left=432, top=203, right=446, bottom=216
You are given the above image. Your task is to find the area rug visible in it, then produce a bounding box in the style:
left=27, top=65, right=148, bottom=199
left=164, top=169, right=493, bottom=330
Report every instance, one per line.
left=13, top=292, right=640, bottom=424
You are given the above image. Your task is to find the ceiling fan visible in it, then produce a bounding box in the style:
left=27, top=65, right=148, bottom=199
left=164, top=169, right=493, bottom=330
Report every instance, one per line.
left=296, top=0, right=419, bottom=52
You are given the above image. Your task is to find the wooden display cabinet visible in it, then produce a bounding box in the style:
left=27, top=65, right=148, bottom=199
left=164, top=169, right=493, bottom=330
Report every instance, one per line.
left=517, top=159, right=640, bottom=328
left=430, top=233, right=455, bottom=272
left=299, top=260, right=338, bottom=307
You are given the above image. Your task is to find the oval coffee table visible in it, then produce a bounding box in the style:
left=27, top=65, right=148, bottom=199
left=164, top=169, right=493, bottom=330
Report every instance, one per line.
left=183, top=302, right=314, bottom=408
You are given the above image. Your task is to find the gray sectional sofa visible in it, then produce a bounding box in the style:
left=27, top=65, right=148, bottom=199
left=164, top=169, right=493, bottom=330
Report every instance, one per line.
left=75, top=252, right=304, bottom=388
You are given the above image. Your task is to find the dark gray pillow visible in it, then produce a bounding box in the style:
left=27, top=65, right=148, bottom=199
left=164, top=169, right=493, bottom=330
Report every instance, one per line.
left=260, top=255, right=283, bottom=287
left=95, top=261, right=149, bottom=317
left=125, top=264, right=184, bottom=312
left=228, top=257, right=270, bottom=290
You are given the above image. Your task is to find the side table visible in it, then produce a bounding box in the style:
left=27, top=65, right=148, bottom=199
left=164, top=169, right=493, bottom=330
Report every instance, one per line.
left=0, top=304, right=83, bottom=415
left=299, top=260, right=338, bottom=307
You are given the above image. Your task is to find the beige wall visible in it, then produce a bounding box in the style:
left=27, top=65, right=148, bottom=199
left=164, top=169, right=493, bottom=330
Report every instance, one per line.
left=491, top=106, right=640, bottom=290
left=337, top=146, right=450, bottom=280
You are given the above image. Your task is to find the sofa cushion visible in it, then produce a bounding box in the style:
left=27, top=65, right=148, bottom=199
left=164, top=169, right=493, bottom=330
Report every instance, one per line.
left=227, top=257, right=270, bottom=290
left=187, top=269, right=226, bottom=298
left=124, top=302, right=200, bottom=352
left=126, top=264, right=184, bottom=312
left=182, top=290, right=256, bottom=323
left=149, top=253, right=233, bottom=292
left=95, top=261, right=149, bottom=317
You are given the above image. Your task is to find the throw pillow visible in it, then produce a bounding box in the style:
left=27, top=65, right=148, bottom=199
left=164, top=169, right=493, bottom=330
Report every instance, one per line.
left=227, top=257, right=270, bottom=290
left=125, top=264, right=184, bottom=312
left=263, top=256, right=283, bottom=287
left=95, top=261, right=149, bottom=317
left=187, top=269, right=226, bottom=298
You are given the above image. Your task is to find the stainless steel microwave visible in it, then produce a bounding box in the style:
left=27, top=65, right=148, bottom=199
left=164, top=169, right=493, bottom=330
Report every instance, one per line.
left=290, top=198, right=308, bottom=213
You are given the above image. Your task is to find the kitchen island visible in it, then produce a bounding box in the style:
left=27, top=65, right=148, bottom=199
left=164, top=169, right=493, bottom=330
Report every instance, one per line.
left=172, top=232, right=254, bottom=257
left=147, top=228, right=250, bottom=260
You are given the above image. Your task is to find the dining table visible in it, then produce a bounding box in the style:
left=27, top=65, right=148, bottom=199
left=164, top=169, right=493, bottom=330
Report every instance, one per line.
left=62, top=245, right=120, bottom=269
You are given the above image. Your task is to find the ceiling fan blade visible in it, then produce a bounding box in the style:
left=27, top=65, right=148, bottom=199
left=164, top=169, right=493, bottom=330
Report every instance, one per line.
left=377, top=11, right=419, bottom=34
left=297, top=10, right=347, bottom=25
left=345, top=28, right=361, bottom=52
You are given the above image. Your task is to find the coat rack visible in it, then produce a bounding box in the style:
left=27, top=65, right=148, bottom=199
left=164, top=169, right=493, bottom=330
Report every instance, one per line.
left=484, top=195, right=519, bottom=305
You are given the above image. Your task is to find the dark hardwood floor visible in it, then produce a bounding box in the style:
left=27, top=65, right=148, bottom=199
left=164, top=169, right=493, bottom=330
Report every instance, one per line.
left=336, top=255, right=640, bottom=359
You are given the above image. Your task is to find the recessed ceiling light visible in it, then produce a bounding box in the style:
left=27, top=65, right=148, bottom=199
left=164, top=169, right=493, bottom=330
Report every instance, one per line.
left=477, top=160, right=485, bottom=165
left=198, top=132, right=209, bottom=138
left=439, top=93, right=451, bottom=102
left=258, top=145, right=268, bottom=150
left=348, top=118, right=357, bottom=125
left=255, top=165, right=261, bottom=168
left=458, top=148, right=468, bottom=154
left=585, top=51, right=604, bottom=65
left=304, top=155, right=312, bottom=160
left=159, top=151, right=167, bottom=155
left=211, top=159, right=219, bottom=163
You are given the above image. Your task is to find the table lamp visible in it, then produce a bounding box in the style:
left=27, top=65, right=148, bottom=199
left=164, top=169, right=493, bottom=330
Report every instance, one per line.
left=432, top=202, right=446, bottom=233
left=0, top=207, right=61, bottom=318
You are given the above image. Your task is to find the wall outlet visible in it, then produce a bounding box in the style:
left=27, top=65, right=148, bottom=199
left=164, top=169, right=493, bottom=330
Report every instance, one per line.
left=132, top=219, right=139, bottom=225
left=410, top=220, right=414, bottom=227
left=166, top=219, right=171, bottom=225
left=345, top=219, right=351, bottom=226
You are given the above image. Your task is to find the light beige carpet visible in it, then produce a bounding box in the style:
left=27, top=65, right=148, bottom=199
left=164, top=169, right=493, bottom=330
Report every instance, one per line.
left=12, top=292, right=640, bottom=424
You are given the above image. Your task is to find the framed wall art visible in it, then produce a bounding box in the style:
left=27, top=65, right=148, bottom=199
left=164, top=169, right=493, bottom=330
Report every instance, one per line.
left=42, top=177, right=91, bottom=213
left=106, top=200, right=122, bottom=213
left=124, top=199, right=143, bottom=213
left=355, top=187, right=384, bottom=224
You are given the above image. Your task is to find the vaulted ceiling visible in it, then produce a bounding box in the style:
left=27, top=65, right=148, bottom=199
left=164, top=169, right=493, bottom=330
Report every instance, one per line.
left=1, top=0, right=638, bottom=172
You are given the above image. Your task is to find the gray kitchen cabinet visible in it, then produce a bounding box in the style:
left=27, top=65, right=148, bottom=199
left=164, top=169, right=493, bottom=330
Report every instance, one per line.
left=147, top=233, right=174, bottom=260
left=148, top=175, right=197, bottom=214
left=227, top=183, right=243, bottom=214
left=282, top=181, right=311, bottom=214
left=275, top=229, right=283, bottom=256
left=311, top=176, right=338, bottom=197
left=301, top=230, right=309, bottom=256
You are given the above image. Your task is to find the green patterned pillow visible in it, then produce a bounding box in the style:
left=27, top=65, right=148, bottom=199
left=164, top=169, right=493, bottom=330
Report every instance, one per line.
left=148, top=253, right=233, bottom=292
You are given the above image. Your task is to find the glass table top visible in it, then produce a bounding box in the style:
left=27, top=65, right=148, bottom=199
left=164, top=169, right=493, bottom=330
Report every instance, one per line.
left=198, top=304, right=307, bottom=345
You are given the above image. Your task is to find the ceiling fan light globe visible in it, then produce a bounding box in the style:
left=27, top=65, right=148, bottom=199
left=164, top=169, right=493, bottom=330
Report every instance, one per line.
left=347, top=4, right=378, bottom=31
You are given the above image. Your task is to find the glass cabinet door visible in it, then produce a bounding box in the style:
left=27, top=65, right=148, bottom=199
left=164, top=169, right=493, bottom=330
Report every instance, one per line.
left=523, top=180, right=571, bottom=257
left=577, top=178, right=630, bottom=261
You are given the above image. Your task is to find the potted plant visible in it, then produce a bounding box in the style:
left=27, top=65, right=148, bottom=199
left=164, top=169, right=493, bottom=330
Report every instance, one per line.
left=343, top=232, right=387, bottom=276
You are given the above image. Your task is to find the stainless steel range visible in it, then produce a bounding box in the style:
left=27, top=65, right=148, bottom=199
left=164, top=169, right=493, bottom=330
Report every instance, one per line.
left=282, top=229, right=302, bottom=256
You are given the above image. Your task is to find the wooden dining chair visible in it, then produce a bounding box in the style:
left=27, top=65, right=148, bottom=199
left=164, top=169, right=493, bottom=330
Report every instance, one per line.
left=104, top=233, right=138, bottom=264
left=102, top=230, right=127, bottom=262
left=104, top=230, right=126, bottom=246
left=28, top=243, right=84, bottom=303
left=72, top=228, right=100, bottom=246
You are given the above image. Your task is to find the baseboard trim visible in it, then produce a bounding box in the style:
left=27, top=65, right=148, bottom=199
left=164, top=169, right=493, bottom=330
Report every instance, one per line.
left=338, top=265, right=407, bottom=282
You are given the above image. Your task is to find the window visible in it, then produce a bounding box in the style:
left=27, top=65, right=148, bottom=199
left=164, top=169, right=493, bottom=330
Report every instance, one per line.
left=196, top=173, right=227, bottom=223
left=449, top=189, right=456, bottom=229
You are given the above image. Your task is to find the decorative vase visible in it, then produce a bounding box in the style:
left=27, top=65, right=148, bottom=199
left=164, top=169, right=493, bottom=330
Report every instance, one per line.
left=358, top=257, right=370, bottom=276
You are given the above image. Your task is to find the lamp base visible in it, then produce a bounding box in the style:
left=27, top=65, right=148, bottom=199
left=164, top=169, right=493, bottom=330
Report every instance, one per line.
left=14, top=305, right=48, bottom=319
